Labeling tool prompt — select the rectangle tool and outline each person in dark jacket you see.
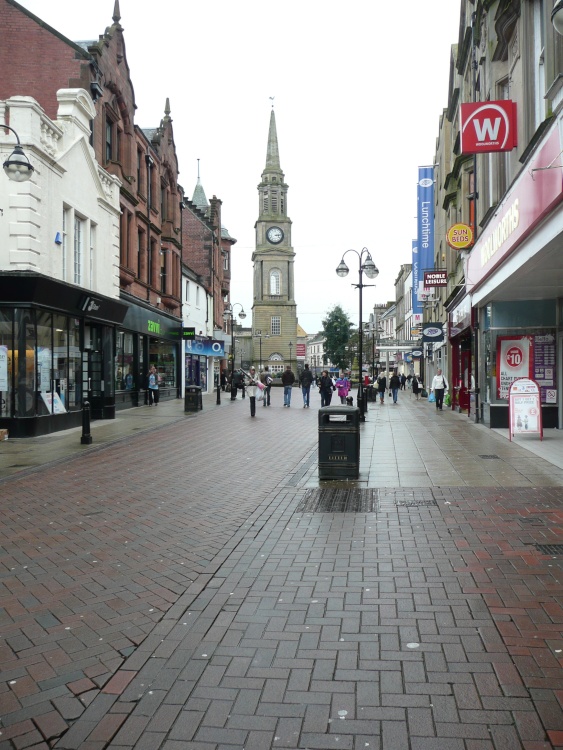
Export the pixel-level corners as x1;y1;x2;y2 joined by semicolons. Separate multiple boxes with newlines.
389;373;401;404
299;364;314;408
281;365;295;407
319;370;334;407
412;375;421;400
377;373;387;404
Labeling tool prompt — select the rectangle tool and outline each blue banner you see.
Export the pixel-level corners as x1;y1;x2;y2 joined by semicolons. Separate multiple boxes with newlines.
412;239;422;323
417;166;435;282
186;339;225;357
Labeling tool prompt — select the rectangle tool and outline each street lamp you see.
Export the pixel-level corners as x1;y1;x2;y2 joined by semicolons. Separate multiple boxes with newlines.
1;124;34;182
553;0;563;34
288;341;293;371
336;248;379;421
223;303;246;400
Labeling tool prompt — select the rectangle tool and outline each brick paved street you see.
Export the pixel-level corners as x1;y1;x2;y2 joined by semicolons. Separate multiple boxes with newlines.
0;390;562;749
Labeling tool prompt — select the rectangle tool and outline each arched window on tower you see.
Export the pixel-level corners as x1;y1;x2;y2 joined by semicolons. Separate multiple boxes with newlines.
270;268;281;295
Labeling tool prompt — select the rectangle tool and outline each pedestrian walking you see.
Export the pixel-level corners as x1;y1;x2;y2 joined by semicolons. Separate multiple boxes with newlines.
430;368;449;410
260;365;273;407
220;369;228;391
319;370;334;407
389;372;401;404
281;364;295;407
335;374;350;405
400;373;407;390
377;372;387;404
412;374;421;400
244;366;263;417
299;363;314;408
147;365;159;406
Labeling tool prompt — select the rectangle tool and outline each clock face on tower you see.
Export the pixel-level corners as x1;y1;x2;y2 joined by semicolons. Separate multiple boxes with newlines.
266;226;284;244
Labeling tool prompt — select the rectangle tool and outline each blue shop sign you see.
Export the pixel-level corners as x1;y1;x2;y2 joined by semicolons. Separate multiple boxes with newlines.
186;339;225;357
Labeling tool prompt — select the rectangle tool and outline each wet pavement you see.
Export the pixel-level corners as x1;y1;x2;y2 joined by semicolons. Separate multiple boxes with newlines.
0;388;562;749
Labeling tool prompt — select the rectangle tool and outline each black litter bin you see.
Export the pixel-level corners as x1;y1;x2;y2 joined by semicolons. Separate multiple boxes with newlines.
185;385;203;412
366;385;377;402
318;405;360;480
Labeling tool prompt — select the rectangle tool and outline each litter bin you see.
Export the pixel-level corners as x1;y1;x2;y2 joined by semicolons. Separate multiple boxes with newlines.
318;405;360;480
185;385;203;412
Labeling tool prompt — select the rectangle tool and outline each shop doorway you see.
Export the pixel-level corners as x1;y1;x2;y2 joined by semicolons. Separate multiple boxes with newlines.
83;325;104;419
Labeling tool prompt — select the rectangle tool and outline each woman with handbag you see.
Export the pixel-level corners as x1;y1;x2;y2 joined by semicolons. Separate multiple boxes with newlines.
244;366;264;418
412;374;421;401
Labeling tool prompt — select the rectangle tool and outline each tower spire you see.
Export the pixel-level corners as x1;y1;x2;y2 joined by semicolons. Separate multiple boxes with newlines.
112;0;121;23
265;109;280;171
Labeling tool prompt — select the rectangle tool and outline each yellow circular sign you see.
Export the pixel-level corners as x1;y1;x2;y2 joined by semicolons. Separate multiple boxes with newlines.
446;223;474;250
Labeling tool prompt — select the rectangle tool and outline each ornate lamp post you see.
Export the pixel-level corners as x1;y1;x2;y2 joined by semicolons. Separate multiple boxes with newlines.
2;124;34;182
288;341;293;371
336;248;379;422
223;303;246;400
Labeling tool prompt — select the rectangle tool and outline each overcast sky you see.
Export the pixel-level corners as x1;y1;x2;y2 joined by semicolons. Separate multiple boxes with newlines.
18;0;461;334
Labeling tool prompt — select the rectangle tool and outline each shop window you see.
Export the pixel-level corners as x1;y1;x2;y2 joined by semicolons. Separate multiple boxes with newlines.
68;318;81;409
149;340;176;388
115;331;135;391
15;309;37;417
0;309;12;418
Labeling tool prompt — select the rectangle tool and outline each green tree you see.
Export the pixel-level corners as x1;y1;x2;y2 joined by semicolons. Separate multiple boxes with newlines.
322;305;353;370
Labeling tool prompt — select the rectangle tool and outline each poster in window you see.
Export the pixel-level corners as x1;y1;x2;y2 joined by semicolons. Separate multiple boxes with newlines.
496;336;533;400
0;346;8;390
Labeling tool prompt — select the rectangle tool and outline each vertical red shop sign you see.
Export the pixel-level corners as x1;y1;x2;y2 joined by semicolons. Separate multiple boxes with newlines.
496;336;534;399
508;378;543;441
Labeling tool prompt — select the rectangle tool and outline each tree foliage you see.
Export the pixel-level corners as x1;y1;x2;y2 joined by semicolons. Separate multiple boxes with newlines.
322;305;353;370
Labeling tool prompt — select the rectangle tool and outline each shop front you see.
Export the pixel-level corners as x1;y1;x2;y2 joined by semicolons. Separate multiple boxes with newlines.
115;302;181;410
0;272;127;437
448;295;474;417
466;114;562;429
184;337;225;393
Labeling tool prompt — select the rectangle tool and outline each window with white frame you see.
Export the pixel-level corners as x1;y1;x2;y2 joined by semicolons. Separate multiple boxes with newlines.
270;269;281;295
62;207;69;282
271;316;281;335
74;215;84;285
89;224;96;288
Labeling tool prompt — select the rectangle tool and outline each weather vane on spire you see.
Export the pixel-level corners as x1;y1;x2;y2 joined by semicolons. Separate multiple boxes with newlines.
269;96;275;108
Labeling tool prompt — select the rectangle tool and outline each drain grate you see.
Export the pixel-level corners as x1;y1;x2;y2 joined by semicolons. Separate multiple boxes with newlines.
533;544;563;555
395;498;438;508
478;454;500;460
296;488;378;513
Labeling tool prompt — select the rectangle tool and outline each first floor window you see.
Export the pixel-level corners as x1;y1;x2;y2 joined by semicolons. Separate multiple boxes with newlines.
271;316;281;336
74;216;83;285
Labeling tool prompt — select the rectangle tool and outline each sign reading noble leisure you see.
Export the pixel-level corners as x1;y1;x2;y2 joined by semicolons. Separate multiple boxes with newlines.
460;100;517;154
424;270;447;287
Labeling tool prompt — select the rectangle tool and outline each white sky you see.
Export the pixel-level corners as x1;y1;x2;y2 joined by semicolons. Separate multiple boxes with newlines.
18;0;461;334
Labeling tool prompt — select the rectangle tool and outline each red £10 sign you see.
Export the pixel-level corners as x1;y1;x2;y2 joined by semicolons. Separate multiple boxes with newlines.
505;346;523;368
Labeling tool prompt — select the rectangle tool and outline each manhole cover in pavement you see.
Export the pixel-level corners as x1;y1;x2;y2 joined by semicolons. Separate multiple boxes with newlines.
478;454;500;459
296;488;378;513
533;544;563;554
395;498;438;507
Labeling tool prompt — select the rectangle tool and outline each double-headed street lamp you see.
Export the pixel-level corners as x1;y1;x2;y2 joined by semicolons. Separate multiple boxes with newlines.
336;248;379;422
2;124;34;182
223;303;246;400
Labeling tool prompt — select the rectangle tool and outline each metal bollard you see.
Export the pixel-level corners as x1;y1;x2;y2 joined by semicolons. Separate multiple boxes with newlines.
81;400;93;445
216;381;221;405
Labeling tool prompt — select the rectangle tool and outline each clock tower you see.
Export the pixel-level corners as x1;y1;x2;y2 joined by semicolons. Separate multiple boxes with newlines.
252;109;298;373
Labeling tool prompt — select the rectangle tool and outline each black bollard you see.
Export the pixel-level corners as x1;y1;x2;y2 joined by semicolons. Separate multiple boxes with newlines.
216;381;221;405
81;400;93;444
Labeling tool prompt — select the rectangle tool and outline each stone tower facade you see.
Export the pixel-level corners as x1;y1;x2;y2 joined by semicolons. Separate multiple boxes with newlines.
252;110;298;374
